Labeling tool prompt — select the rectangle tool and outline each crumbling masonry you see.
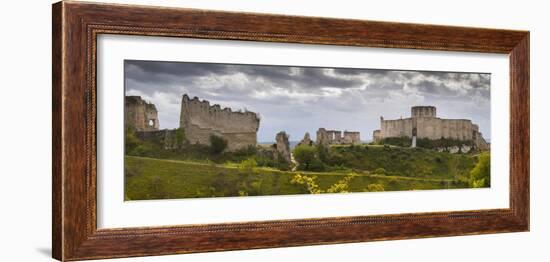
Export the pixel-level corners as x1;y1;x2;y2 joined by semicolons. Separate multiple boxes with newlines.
316;128;361;145
125;96;160;131
179;94;260;152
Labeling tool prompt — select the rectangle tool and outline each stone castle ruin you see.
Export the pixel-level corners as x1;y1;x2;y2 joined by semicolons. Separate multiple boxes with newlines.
126;95;260;152
179;94;260;152
372;106;489;150
297;132;314;147
275;131;291;163
126;96;489;155
125;96;179;150
316;128;361;145
125;96;160;131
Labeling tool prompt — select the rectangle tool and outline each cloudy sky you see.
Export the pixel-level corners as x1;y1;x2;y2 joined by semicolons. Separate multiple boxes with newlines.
125;60;491;142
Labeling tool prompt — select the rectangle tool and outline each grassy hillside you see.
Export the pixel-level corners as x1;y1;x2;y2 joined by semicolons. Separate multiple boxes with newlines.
326;145;476;180
125;155;469;200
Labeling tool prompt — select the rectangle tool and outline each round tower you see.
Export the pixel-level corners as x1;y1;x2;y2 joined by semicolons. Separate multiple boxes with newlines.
411;106;436;118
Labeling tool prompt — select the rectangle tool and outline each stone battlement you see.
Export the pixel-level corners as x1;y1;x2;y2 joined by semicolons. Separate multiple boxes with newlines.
411;105;436;118
180;94;260;151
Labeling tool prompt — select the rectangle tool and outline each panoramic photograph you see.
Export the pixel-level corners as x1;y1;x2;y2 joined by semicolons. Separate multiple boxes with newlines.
123;60;491;201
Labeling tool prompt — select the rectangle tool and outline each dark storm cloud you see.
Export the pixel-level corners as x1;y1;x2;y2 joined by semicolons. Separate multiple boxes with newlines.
125;60;362;92
124;60;491;141
126;60;231;79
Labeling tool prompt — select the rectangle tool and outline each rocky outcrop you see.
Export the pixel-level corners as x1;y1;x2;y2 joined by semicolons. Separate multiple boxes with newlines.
276;131;291;163
297;132;314;147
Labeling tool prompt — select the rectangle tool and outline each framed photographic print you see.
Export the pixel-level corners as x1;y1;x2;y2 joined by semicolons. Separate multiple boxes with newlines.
52;1;529;261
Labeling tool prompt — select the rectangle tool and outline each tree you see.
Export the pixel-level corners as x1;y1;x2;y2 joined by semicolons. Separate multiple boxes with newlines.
470;152;490;188
209;135;227;154
316;143;330;163
293;145;319;170
124;127;140;152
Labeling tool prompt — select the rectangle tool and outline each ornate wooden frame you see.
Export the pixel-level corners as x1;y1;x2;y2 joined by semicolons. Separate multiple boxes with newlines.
52;1;529;261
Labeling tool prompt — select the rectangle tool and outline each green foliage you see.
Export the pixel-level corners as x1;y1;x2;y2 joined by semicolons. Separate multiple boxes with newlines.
316;144;330;163
469;152;490;188
124;156;472;200
209;135;227;154
324;145;475;180
417;137;473;149
364;183;385;192
378;136;474;150
290;173;322;194
125;127;141;153
124;129;484;200
175;128;186;148
239;157;257;173
233;145;258;157
293;145;325;171
293;145;316;168
326;173;356;193
378;137;411;147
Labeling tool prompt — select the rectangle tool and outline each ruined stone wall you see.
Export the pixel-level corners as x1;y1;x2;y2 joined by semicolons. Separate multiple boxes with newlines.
373;130;382;143
414;118;472;140
343;131;361;144
317;128;361;145
380;118;413;138
135;129;179;150
179;95;260;151
316;128;329;145
380;117;475;140
125;96;160;131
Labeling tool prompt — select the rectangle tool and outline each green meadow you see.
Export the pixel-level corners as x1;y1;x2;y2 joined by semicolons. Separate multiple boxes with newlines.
124;128;490;200
124;147;486;200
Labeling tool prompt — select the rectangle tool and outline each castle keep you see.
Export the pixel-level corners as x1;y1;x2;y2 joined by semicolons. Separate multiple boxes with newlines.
179;94;260;151
372;106;489;150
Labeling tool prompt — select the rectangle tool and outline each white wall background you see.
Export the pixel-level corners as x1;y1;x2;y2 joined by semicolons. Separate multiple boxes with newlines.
0;0;546;261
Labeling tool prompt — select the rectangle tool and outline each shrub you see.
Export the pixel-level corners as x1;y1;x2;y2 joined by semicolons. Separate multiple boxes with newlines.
365;183;385;192
290;173;322;194
293;145;321;171
316;144;330;163
175;128;186;148
326;173;356;193
380;137;411;147
470;152;490;188
234;145;257;157
209;135;227;154
125;127;141;152
373;168;386;175
239;157;257;173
